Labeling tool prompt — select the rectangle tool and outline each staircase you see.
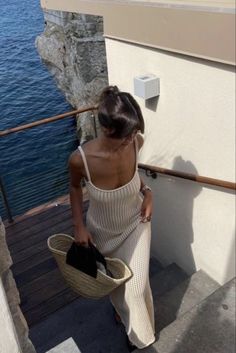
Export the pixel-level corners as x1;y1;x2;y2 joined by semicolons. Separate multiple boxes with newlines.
138;277;235;353
29;258;235;353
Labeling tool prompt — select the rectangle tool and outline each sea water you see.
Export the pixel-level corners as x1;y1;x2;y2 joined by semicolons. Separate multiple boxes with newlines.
0;0;77;219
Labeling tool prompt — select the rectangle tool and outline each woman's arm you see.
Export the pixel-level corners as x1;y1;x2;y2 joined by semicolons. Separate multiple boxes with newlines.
68;151;93;246
136;134;153;222
140;178;153;222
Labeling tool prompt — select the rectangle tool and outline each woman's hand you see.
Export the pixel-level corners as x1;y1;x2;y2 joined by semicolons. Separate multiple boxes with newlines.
74;225;94;247
140;191;153;223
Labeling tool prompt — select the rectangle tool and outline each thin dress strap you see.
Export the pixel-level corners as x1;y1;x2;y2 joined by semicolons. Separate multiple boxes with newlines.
78;146;92;182
134;137;139;170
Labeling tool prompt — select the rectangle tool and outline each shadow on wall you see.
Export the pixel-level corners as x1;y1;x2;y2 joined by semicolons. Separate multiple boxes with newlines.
145;96;159;112
171;156;202;274
145;156;203;340
153;155;202;275
223;232;236;285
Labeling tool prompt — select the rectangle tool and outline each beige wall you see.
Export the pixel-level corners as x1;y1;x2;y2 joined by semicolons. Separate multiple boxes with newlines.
105;38;235;285
0;280;22;353
41;0;236;65
0;219;36;353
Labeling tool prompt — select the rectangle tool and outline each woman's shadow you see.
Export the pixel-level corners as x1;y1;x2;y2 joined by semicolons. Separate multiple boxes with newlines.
153;156;202;335
169;155;202;272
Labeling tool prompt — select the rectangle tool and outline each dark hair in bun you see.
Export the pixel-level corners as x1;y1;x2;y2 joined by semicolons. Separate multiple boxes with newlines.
98;85;144;139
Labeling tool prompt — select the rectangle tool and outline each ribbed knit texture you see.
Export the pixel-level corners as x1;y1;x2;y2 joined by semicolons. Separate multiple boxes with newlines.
78;140;155;348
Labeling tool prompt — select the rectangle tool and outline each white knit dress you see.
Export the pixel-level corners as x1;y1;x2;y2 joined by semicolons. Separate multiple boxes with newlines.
78;141;155;349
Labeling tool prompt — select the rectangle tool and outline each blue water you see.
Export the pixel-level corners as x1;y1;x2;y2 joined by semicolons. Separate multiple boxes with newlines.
0;0;78;219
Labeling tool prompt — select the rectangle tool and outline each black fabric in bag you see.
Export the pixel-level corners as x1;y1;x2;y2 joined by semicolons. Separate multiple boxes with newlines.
66;242;107;278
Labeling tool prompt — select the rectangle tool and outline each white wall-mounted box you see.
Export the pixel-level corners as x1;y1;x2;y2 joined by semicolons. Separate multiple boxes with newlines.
134;74;160;99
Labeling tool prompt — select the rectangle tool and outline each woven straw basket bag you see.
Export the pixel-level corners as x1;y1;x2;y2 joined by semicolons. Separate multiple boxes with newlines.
47;234;133;299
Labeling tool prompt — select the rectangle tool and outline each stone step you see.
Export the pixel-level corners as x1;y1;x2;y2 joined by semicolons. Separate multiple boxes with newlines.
150;263;189;299
149;257;163;278
154;269;220;334
45;338;81;353
137;278;235;353
31;296;131;353
30;257;162;353
31;261;186;353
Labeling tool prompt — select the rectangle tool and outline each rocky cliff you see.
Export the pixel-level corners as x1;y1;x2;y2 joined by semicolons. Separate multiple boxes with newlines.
36;10;108;143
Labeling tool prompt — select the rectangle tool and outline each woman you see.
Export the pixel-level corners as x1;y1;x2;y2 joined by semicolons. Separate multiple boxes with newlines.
69;86;155;349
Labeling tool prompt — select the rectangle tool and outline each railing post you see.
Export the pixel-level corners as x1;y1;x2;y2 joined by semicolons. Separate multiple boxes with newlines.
91;110;98;137
0;178;14;223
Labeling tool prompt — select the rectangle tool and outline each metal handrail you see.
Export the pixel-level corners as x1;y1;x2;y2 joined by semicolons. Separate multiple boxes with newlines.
0;107;98;222
0;178;13;223
1;106;235;224
139;163;236;191
0;106;97;137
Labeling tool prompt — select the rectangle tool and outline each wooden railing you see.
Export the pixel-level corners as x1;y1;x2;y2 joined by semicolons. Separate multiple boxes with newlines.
139;164;236;191
1;106;235;191
0;106;97;222
0;107;235;222
0;106;97;137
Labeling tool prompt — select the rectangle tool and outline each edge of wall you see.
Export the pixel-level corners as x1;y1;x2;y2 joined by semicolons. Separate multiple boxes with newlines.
0;218;36;353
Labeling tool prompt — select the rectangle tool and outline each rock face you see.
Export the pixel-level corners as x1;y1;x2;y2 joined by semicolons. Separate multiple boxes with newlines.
35;10;108;144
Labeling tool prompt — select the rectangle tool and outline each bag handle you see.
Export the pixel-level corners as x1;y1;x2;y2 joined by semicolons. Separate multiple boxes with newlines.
90;243;107;269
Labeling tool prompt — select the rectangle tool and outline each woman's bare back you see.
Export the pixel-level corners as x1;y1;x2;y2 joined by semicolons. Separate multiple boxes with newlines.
76;136;140;190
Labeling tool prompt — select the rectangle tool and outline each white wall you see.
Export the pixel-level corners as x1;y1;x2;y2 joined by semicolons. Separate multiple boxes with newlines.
105;38;235;285
0;280;22;353
0;218;22;353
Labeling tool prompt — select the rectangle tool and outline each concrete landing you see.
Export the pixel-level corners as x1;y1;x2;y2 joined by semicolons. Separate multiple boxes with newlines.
137;278;235;353
154;269;220;333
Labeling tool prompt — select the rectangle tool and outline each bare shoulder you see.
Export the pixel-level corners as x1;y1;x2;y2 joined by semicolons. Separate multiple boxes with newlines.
80;138;98;155
68;149;85;185
68;149;83;170
68;138;98;175
136;134;144;150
